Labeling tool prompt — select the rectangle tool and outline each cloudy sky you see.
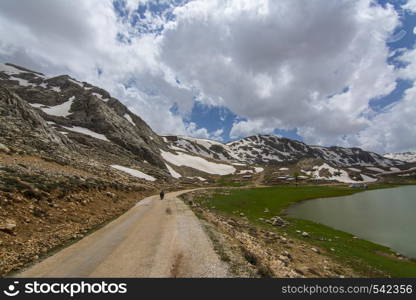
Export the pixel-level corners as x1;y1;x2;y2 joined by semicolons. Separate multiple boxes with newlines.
0;0;415;154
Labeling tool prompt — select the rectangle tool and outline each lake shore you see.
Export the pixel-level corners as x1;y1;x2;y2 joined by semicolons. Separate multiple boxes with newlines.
286;185;416;258
184;184;416;277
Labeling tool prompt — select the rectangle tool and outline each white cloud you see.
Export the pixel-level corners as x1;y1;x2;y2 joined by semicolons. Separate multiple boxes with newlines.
230;119;275;139
0;0;414;154
339;46;416;153
344;84;416;153
402;0;416;13
160;0;408;151
182;122;225;141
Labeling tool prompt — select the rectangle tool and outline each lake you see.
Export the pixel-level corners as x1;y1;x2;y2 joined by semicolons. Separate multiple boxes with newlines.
285;185;416;258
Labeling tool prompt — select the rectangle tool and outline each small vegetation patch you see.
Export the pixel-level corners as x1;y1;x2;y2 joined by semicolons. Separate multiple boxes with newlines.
216;175;247;187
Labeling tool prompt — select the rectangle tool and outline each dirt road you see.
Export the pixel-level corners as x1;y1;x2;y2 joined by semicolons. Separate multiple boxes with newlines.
16;190;230;278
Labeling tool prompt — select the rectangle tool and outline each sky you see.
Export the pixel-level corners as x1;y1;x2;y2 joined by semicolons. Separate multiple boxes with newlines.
0;0;415;154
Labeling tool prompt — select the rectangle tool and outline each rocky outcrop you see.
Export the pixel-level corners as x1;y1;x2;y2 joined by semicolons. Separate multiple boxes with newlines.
0;87;72;155
0;63;170;178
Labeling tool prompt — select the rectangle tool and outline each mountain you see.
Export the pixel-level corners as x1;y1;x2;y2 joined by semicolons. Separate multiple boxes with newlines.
1;62;414;276
164;134;403;167
0;63;173;181
384;152;416;163
0;62;406;183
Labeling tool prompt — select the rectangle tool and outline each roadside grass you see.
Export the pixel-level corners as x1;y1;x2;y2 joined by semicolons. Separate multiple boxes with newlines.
193;184;416;277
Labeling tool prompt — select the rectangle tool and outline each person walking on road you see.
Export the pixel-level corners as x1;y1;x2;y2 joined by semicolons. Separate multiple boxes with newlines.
160;190;165;200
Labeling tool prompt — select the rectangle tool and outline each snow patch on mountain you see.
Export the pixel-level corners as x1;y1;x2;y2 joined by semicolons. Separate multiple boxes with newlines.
49;86;61;93
254;167;264;173
160;150;236;175
62;125;109;142
10;77;35;87
308;163;376;183
92;92;109;102
111;165;156;181
237;170;253;174
165;163;181;178
29;103;46;108
166;135;400;168
0;63;24;75
124;114;135;126
40;96;75;117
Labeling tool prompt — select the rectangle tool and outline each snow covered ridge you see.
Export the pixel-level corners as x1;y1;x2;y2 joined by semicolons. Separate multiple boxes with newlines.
0;63;113;99
164;134;403;167
110;165;156;181
160;150;236;175
0;63;45;77
384;152;416;163
0;63;62;91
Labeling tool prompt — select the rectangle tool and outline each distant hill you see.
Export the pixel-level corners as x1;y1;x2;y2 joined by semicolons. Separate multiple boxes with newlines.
384;152;416;163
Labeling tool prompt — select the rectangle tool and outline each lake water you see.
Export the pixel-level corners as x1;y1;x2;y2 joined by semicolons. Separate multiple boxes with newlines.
285;186;416;258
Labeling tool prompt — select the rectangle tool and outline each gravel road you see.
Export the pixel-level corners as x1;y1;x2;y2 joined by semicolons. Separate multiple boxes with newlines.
16;190;230;278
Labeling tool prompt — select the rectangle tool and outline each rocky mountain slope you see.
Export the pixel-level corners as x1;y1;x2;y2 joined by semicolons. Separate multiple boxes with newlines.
1;62;412;187
0;63;175;181
1;62;407;180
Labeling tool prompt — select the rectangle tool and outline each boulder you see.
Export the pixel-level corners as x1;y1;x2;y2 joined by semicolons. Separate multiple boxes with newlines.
301;231;310;238
0;143;10;153
311;247;320;254
0;219;16;233
271;216;288;227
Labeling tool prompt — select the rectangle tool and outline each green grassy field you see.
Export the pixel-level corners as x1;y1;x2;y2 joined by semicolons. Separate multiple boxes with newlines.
194;184;416;277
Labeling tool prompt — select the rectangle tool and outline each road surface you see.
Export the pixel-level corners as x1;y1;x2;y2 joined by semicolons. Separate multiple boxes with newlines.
16;190;230;278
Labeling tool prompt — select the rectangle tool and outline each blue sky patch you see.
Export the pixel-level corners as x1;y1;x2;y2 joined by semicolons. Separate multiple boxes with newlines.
187;101;237;141
369;79;413;112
